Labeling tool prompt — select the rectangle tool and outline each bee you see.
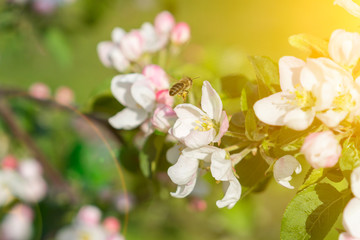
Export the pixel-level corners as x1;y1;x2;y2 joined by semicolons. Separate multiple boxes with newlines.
169;76;197;101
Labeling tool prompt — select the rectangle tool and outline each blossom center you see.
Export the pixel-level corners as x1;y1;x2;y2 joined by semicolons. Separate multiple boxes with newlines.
291;89;316;110
333;92;355;111
194;115;215;132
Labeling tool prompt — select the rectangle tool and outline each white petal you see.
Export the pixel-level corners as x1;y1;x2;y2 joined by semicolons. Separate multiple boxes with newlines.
108;108;147;130
97;41;114;68
313;82;336;111
329;29;360;67
110;48;130;72
273;155;302;189
213;111;229;142
166;144;182;164
316;110;348;128
170;119;194;140
334;0;360;18
283;108;315;131
181;146;219;162
174;104;205;121
111;27;126;44
201;81;223;122
253;92;295;126
130;80;156;112
343;198;360;238
279;56;305;91
183;128;216;149
351;167;360;199
216;177;241;209
210;149;231;181
111;74;146;108
170;176;197;198
167;154;199;186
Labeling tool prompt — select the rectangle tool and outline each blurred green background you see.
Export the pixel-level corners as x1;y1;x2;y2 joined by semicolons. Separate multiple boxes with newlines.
0;0;358;239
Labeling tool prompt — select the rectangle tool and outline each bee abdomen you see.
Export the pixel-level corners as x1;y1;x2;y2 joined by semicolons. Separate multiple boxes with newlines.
169;83;184;96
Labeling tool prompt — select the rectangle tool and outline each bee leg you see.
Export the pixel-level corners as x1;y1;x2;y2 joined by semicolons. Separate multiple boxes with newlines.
181;90;189;102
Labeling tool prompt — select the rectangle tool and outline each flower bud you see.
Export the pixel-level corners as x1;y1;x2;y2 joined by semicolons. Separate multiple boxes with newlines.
143;64;169;90
155;11;175;34
32;0;57;15
111;27;126;45
29;82;50;100
329;29;360;67
189;197;207;212
301;131;341;169
2;155;18;170
171;22;190;45
1;204;33;240
120;30;144;61
77;205;102;226
103;217;121;233
343;198;360;238
55;86;74;105
110;48;130;72
151;104;176;132
18;159;42;179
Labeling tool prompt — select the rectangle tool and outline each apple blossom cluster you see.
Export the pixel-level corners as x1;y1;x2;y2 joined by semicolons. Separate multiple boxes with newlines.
166;81;242;209
7;0;76;15
55;205;124;240
0;155;47;206
108;66;176;133
97;11;190;73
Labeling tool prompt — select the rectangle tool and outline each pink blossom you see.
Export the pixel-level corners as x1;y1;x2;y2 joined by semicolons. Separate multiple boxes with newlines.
151;104;177;132
29;82;50;100
155;11;175;34
55;86;74;105
142;64;169;90
120;30;144;61
103;217;120;234
171;22;190;45
155;89;173;106
77;205;102;226
1;155;18;170
301;131;341;169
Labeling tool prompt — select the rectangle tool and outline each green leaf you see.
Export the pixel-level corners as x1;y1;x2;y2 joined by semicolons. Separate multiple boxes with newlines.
288;34;329;58
281;183;351;240
88;92;124;116
339;138;360;172
139;133;166;178
249;56;279;95
298;168;324;192
245;109;265;141
240;88;248;111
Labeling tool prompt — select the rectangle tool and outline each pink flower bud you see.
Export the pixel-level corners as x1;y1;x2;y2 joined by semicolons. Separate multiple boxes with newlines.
155;89;173;106
343;198;360;238
29;82;50;100
1;204;34;240
103;217;121;233
300;131;341;169
155;11;175;33
120;30;144;61
2;155;18;170
151;104;176;132
142;64;169;90
171;22;190;45
55;86;74;105
77;205;102;226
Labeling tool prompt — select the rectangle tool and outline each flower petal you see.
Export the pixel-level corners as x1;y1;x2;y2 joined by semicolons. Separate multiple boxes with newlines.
174;104;205;121
343;198;360;238
166;144;182;164
279;56;305;91
183;128;216;149
334;0;360;18
201;81;223;122
216;178;241;209
329;29;360;67
316;109;348;128
108;108;147;130
97;41;114;68
351;167;360;199
170;176;197;198
111;74;146;108
130;80;156;112
111;27;126;44
253;92;295;126
214;111;229;143
168;154;199;186
283;108;315;131
273;155;302;189
210;149;231;181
